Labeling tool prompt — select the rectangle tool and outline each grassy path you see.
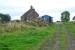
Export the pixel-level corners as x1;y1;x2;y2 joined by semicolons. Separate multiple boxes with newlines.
39;23;61;50
38;22;75;50
51;23;61;50
62;23;75;50
65;31;75;50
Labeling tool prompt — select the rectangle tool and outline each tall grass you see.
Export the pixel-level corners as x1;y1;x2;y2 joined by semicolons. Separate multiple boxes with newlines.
0;22;55;50
0;22;32;33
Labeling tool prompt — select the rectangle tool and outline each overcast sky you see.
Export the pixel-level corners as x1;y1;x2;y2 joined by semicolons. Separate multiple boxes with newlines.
0;0;75;21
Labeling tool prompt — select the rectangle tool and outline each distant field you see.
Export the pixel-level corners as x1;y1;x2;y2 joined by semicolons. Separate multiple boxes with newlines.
0;23;55;50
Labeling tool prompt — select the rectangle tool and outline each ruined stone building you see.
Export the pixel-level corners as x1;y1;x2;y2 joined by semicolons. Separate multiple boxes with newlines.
21;6;39;22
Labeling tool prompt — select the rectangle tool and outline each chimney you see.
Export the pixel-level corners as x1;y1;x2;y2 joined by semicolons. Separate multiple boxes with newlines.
30;5;34;9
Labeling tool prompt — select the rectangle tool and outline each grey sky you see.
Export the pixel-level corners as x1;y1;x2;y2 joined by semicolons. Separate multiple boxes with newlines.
0;0;75;21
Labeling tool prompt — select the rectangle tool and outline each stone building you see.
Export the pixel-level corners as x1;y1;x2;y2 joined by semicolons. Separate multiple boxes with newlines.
21;6;39;22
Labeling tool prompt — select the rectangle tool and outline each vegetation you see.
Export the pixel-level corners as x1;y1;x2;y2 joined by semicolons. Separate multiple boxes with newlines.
55;23;66;50
24;18;50;27
60;32;66;50
73;16;75;21
0;22;55;50
61;11;70;22
59;24;66;50
63;22;75;38
0;13;11;23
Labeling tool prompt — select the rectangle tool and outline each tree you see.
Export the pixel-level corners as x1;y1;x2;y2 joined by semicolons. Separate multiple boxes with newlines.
0;13;11;23
73;16;75;21
61;11;70;22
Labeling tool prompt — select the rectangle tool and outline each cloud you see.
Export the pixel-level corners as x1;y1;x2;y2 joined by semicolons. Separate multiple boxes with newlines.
0;0;75;21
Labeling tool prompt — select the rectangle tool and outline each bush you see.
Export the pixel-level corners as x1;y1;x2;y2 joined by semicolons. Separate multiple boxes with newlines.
0;13;11;23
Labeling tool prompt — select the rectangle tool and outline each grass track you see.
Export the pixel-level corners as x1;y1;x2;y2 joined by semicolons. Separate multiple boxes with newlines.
63;22;75;38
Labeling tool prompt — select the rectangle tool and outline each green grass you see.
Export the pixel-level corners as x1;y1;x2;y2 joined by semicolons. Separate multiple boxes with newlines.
0;24;55;50
59;22;75;50
56;23;66;50
59;25;65;50
63;22;75;38
60;32;66;50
